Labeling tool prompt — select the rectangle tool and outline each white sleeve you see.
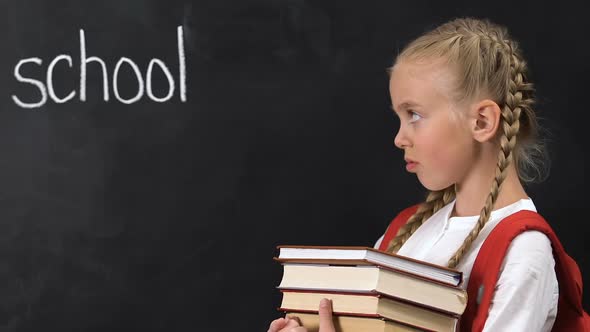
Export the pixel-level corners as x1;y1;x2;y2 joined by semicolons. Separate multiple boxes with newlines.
482;231;559;332
374;234;384;249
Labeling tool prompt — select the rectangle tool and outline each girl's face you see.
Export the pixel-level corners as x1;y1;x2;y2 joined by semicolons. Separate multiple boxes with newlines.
389;59;477;191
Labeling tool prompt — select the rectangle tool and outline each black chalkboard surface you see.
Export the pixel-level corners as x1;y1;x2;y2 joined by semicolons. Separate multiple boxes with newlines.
1;0;588;331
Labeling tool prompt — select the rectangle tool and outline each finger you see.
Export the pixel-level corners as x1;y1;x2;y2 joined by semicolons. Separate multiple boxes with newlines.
286;315;302;326
277;318;301;332
268;317;290;332
318;298;335;332
283;317;301;331
286;327;307;332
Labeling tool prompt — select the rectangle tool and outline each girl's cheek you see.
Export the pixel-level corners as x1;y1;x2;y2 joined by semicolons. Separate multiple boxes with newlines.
431;146;456;169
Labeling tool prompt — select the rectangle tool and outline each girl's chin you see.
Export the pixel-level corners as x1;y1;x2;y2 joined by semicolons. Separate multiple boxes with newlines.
417;176;453;192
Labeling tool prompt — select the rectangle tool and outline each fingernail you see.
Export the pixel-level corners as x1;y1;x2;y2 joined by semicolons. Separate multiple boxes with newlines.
320;298;331;307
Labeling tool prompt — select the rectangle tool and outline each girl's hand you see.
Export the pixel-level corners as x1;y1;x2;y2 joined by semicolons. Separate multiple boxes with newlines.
267;298;335;332
267;317;301;332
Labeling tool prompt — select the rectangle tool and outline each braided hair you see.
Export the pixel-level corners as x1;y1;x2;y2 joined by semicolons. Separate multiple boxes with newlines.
385;18;548;268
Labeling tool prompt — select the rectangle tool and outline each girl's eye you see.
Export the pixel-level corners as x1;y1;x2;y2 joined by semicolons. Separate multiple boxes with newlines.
408;111;422;123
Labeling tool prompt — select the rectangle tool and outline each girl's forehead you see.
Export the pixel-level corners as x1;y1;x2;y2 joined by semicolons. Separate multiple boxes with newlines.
389;61;456;105
391;59;454;83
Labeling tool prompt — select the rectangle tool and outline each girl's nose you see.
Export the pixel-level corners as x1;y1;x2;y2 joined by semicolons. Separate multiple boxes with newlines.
394;128;410;149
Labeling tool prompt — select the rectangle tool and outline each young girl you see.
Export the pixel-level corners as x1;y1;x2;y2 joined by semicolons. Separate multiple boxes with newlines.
269;17;560;332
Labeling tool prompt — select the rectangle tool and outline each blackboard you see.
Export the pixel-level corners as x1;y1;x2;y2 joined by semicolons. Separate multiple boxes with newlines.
1;0;588;330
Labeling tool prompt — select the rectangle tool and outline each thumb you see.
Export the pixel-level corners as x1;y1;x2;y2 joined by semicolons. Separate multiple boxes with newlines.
282;318;302;330
318;298;335;332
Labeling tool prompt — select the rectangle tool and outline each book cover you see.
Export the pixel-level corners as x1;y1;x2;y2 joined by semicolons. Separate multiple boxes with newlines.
275;245;463;286
279;289;459;331
279;289;462;317
285;311;440;332
277;264;467;315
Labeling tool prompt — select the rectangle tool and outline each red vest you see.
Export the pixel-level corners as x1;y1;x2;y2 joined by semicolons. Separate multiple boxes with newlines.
378;205;590;331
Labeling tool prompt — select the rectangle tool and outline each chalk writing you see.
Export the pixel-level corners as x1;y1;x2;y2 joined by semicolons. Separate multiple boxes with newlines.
12;26;187;109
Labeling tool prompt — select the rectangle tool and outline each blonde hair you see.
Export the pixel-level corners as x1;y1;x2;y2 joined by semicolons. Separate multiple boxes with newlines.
384;17;549;268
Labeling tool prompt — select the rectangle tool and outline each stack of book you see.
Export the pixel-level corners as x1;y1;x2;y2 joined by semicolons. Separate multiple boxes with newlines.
273;245;467;332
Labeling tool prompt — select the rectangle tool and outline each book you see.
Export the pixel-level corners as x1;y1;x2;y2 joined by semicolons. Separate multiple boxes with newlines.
275;245;462;286
285;311;429;332
277;264;467;315
279;289;459;331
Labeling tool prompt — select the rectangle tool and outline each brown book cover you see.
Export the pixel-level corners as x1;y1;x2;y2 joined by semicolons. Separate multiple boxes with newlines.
275;259;461;290
279;289;461;317
274;245;463;287
278;289;459;331
284;311;440;332
276;264;467;315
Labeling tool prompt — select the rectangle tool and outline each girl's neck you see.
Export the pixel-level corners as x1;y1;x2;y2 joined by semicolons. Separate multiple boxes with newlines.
451;163;528;218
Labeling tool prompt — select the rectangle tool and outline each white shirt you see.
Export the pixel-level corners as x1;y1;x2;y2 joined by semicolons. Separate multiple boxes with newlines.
374;198;559;332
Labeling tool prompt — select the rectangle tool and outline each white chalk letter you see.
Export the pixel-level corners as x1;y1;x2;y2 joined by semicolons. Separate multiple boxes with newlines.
113;57;144;104
177;25;187;102
12;58;48;109
47;55;76;103
80;29;109;102
146;58;175;102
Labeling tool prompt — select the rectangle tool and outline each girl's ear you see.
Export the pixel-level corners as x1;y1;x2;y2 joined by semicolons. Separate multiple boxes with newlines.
471;99;501;142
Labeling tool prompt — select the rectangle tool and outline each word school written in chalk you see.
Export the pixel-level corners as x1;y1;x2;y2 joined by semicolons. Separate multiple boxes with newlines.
12;26;187;109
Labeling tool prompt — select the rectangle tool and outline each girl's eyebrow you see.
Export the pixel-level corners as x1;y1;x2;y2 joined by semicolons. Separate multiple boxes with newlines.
391;101;421;112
